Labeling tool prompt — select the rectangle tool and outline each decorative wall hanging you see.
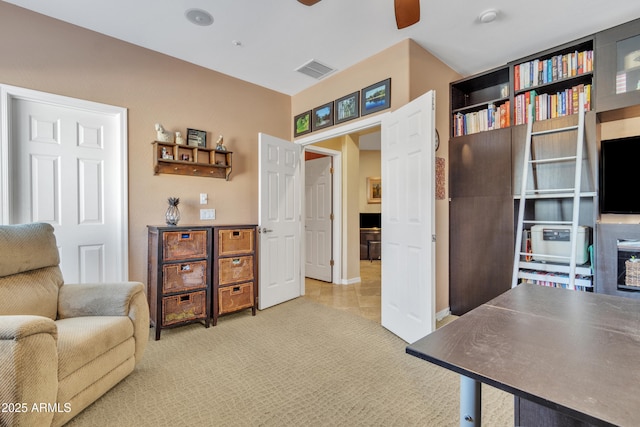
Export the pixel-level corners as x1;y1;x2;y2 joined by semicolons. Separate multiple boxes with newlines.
361;78;391;116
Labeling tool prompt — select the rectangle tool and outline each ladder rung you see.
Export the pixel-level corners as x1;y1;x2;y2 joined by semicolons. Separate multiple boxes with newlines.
524;188;576;195
518;252;571;260
522;220;573;225
529;156;577;164
531;125;579;136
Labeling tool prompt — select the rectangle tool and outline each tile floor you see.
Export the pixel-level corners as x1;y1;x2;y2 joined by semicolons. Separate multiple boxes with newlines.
304;260;456;328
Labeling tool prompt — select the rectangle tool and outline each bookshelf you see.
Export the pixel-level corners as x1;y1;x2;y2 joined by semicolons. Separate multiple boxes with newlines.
450;66;510;137
512;38;594;125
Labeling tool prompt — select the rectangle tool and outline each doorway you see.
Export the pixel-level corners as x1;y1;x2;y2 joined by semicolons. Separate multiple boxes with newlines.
303;128;382;322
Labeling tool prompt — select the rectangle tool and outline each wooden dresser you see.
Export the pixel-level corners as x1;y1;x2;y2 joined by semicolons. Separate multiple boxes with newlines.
147;224;258;338
147;225;212;340
212;225;258;326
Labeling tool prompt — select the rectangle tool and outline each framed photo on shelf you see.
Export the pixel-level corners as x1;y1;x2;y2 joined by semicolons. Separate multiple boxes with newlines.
367;177;382;204
361;78;391;116
294;111;312;137
187;128;207;148
335;91;359;124
312;102;334;131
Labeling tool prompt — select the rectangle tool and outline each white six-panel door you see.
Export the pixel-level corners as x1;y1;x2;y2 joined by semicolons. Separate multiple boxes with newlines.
304;156;332;282
381;91;436;344
6;90;127;283
258;133;302;309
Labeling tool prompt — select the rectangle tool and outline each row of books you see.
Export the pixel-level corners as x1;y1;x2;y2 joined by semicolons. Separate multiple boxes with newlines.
519;269;593;291
514;50;593;92
452;101;510;136
513;84;592;125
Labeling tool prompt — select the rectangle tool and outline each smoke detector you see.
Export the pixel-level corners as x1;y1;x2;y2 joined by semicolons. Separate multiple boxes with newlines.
185;9;214;26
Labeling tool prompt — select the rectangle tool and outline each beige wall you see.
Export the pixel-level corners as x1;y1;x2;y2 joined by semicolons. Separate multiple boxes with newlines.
0;3;290;284
293;39;460;312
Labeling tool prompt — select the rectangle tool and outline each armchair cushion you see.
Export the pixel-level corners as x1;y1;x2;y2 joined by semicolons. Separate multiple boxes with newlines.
56;316;133;380
0;223;63;320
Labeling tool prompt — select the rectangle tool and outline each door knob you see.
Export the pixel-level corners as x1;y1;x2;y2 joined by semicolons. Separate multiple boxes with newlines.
259;227;273;234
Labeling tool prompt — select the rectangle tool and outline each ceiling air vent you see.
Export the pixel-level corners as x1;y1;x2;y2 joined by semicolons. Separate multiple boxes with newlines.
295;59;335;79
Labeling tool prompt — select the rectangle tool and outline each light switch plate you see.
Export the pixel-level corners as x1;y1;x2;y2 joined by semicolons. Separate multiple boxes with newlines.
200;209;215;220
199;193;208;205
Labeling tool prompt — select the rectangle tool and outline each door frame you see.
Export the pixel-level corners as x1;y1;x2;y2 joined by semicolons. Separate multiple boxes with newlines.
303;145;341;284
0;84;129;278
296;113;388;285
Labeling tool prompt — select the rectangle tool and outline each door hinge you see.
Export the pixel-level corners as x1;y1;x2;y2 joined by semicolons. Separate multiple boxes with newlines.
330;167;334;174
330;213;334;221
330;260;334;266
432;234;437;242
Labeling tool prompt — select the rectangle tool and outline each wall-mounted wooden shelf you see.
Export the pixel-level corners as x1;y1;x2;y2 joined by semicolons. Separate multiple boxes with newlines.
152;141;232;180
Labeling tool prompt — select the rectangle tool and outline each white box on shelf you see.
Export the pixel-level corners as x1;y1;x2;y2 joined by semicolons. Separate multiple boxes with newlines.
531;225;589;264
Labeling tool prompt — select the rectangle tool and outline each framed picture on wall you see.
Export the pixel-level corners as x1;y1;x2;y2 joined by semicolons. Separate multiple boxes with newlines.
367;177;381;204
294;111;312;137
335;91;360;124
361;78;391;116
312;102;334;131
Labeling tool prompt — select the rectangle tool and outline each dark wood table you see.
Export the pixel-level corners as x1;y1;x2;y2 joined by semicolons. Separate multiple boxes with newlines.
406;284;640;426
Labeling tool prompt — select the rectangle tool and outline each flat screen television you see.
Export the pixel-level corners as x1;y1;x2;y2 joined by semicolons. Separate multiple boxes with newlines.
360;213;381;229
600;135;640;214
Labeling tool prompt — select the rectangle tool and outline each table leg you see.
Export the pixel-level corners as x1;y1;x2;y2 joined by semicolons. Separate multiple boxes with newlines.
460;375;481;426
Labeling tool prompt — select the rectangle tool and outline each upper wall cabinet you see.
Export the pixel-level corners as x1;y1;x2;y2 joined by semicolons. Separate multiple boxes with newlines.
596;18;640;113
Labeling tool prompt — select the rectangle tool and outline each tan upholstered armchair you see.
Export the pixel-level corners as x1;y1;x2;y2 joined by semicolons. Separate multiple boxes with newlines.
0;223;149;427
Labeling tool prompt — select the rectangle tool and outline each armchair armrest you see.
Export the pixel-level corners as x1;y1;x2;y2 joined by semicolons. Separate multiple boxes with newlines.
58;282;149;363
0;315;58;427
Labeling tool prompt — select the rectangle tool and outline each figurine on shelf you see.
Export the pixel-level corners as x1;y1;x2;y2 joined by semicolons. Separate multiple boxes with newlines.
175;131;185;145
215;135;226;151
155;123;174;143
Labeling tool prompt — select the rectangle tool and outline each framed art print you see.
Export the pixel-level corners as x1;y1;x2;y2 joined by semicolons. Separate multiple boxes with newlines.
294;111;312;137
361;78;391;116
312;102;334;131
335;91;360;124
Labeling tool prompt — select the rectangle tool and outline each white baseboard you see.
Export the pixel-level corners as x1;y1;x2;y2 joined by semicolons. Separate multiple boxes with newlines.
436;307;451;321
338;277;361;285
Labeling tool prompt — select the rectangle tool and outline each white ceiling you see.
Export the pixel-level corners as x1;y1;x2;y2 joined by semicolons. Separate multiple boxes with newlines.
6;0;640;96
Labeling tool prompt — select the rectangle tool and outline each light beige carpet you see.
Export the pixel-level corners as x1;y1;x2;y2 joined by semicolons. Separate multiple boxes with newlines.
66;298;512;426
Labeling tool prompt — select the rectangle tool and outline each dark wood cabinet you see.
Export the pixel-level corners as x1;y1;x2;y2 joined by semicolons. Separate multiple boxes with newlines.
212;225;258;325
596;17;640;113
449;196;514;315
147;225;212;340
449;127;512;198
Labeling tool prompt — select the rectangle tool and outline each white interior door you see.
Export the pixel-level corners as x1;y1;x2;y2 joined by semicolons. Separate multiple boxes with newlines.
258;133;302;309
381;91;436;344
305;156;332;282
3;87;127;283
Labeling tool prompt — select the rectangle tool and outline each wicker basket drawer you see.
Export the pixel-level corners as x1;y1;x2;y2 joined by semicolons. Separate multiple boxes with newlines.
162;261;207;293
219;282;254;314
219;255;254;285
162;291;206;326
163;230;208;261
218;228;254;256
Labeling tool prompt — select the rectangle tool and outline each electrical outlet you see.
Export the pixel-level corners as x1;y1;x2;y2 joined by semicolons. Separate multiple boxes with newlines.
200;209;215;220
199;193;208;205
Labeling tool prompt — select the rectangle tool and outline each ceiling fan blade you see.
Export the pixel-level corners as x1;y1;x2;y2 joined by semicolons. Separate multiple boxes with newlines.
298;0;321;5
394;0;420;29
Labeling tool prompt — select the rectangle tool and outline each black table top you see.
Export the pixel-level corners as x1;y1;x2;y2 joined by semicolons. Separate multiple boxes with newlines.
406;284;640;426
